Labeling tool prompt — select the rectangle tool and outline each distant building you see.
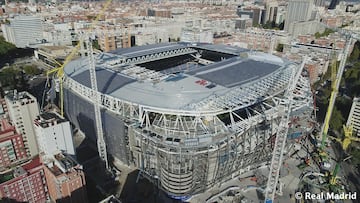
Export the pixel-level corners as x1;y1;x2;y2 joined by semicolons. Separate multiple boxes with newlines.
181;27;213;43
347;97;360;137
147;8;171;18
328;0;340;9
42;153;87;203
5;91;40;157
237;6;265;26
314;0;325;7
1;15;43;48
0;119;27;170
0;157;48;203
34;112;75;157
284;0;314;32
288;20;325;36
98;33;131;52
265;1;278;23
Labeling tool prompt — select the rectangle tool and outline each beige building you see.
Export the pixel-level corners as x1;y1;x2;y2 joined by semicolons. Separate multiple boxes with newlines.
5;91;40;157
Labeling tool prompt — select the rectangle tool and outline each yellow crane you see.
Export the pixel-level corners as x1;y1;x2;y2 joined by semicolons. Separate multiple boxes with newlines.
329;125;360;152
46;0;113;116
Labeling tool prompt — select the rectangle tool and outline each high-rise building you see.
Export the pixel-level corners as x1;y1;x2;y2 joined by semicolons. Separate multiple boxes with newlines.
42;153;87;203
265;1;279;23
0;119;27;170
34;112;75;157
284;0;314;32
1;15;43;48
314;0;325;7
328;0;340;9
5;91;40;157
0;157;48;203
347;97;360;136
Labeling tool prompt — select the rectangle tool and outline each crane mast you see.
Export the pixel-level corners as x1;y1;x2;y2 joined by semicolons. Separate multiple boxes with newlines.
320;35;354;149
264;58;307;202
86;36;109;170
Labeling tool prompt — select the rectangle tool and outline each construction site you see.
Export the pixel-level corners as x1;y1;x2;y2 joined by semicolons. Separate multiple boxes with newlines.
52;41;316;202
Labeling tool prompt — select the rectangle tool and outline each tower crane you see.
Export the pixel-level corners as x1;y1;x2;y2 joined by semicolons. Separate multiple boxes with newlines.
264;57;307;203
45;0;113;116
319;34;355;150
85;35;109;169
45;0;113;169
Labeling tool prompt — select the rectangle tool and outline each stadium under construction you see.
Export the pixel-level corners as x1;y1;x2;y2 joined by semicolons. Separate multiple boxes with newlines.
62;43;314;199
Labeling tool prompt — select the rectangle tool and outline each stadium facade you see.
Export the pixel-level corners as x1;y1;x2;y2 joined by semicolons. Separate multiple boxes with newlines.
62;43;314;198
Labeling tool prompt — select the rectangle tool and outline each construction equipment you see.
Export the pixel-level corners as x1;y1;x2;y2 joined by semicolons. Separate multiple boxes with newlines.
264;57;307;203
319;31;358;150
45;0;113;169
85;36;109;169
45;0;112;116
329;125;360;152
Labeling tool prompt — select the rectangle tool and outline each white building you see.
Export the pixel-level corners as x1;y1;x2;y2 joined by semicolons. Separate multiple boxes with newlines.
181;27;213;44
34;112;75;156
5;91;40;157
347;97;360;137
1;15;44;48
284;0;314;32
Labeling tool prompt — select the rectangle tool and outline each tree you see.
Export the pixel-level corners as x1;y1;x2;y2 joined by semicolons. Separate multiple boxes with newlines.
329;107;345;132
92;39;102;51
0;36;16;56
276;43;284;52
349;43;359;62
23;65;41;75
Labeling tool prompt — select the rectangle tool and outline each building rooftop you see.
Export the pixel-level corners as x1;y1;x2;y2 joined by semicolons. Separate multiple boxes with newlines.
45;153;81;176
5;91;36;102
34;112;67;128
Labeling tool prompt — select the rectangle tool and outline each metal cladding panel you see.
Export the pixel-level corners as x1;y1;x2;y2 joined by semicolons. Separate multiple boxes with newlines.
110;43;186;58
195;59;280;88
71;68;135;94
102;111;129;165
64;88;96;141
186;57;239;75
64;88;129;164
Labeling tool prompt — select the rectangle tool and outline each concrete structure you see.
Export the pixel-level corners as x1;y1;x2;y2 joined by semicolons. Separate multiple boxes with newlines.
181;28;213;43
0;157;48;203
34;46;73;68
284;0;314;32
1;15;43;48
5;91;40;158
237;6;265;26
0;119;27;170
42;153;87;203
34;112;75;157
62;43;313;199
147;8;171;18
288;20;325;36
265;1;278;23
347;97;360;137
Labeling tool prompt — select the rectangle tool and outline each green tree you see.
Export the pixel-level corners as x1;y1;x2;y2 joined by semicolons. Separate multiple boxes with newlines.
329;107;345;131
276;43;284;52
0;36;16;55
23;65;41;75
349;44;359;62
92;39;102;51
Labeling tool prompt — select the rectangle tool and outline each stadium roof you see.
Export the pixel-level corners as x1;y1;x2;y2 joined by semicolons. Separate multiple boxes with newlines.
64;43;293;110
